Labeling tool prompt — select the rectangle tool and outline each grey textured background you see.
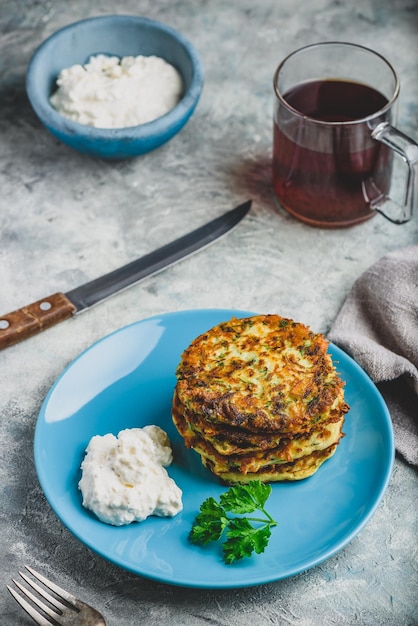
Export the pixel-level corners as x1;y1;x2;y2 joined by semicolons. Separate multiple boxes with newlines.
1;0;417;624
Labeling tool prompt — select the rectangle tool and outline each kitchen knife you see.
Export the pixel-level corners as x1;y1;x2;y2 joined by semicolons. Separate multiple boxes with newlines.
0;199;251;350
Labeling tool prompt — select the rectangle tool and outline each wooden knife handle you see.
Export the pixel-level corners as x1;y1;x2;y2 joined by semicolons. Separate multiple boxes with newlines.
0;292;77;350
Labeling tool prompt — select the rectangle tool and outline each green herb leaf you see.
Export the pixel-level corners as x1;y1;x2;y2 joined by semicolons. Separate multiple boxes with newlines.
189;497;228;545
245;480;273;510
220;485;258;514
223;518;272;564
189;480;277;564
220;480;272;513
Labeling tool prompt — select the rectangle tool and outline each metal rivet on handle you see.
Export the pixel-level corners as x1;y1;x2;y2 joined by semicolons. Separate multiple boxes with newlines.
0;319;10;330
39;301;52;311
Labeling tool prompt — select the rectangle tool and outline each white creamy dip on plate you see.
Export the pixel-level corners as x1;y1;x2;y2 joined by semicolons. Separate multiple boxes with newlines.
78;425;183;526
50;54;183;129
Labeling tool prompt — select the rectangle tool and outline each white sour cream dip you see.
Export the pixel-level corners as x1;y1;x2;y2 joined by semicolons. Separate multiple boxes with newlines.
78;425;183;526
50;54;183;128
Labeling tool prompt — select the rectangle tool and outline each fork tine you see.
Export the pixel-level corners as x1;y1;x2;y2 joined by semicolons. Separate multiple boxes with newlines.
25;565;78;606
18;571;70;613
9;566;106;626
7;584;52;626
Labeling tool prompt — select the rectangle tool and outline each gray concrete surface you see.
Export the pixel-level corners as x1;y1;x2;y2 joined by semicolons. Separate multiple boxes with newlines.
1;0;417;624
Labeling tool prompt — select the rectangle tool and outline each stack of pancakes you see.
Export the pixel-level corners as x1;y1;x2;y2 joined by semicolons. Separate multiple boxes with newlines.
172;314;349;483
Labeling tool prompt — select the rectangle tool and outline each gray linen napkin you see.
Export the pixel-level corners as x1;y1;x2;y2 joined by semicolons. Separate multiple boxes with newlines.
328;245;418;466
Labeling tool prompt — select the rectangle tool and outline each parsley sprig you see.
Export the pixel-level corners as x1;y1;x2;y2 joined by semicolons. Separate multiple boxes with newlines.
189;480;277;564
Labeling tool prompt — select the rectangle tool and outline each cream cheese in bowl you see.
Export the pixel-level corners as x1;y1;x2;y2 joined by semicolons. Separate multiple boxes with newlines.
50;54;183;129
78;425;183;526
26;14;204;158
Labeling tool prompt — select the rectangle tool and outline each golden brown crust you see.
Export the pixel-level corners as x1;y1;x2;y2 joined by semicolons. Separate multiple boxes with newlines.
173;387;346;455
175;315;347;434
202;445;339;483
172;314;349;483
173;396;344;472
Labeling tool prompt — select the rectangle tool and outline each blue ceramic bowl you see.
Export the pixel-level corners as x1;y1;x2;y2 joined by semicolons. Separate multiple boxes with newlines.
26;15;204;159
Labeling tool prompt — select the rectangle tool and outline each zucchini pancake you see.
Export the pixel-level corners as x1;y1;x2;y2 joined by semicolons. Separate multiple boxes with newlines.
172;314;349;483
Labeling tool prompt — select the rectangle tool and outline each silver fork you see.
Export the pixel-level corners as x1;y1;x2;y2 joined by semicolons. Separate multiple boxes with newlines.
7;565;106;625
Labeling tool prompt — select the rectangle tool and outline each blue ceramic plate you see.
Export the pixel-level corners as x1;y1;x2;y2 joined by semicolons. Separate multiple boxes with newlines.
34;309;394;588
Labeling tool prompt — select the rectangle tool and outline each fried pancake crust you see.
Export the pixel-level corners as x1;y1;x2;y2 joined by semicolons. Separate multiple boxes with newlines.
172;314;349;483
173;397;344;471
175;315;348;434
202;445;339;483
173;388;345;455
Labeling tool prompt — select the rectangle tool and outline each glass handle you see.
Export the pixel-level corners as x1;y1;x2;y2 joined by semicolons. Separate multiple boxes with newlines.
365;122;418;224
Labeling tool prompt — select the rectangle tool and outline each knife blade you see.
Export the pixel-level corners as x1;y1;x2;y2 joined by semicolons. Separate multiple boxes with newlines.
0;199;251;350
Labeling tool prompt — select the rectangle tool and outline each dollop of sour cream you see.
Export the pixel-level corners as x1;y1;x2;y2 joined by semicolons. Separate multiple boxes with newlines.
78;426;183;526
50;54;183;129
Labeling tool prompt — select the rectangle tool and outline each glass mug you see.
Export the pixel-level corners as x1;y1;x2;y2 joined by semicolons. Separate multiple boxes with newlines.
272;42;418;227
